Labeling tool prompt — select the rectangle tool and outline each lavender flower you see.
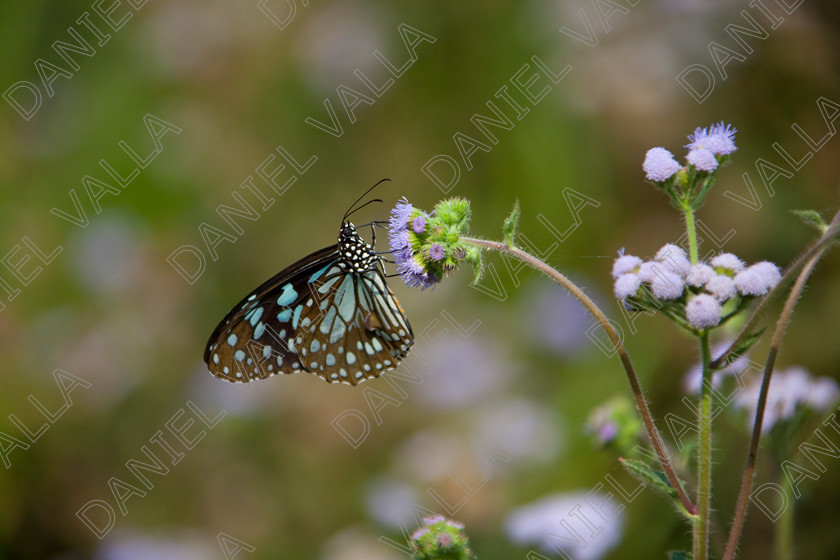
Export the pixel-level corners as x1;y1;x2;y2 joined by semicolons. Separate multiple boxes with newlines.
686;294;722;329
506;492;624;560
686;121;738;156
412;215;427;233
685;263;715;287
734;367;840;432
636;261;659;283
710;252;745;274
705;274;737;301
390;197;413;232
650;270;685;300
611;254;642;278
614;273;641;299
398;257;438;290
428;243;445;261
687;147;719;172
655;243;691;277
643;147;682;182
735;261;782;296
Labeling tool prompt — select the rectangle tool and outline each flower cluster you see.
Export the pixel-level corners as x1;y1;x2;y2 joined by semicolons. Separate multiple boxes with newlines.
410;515;475;560
388;197;481;289
644;122;737;182
733;366;840;433
612;244;781;331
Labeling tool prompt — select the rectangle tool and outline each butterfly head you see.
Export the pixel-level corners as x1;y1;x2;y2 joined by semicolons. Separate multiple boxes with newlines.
339;221;378;273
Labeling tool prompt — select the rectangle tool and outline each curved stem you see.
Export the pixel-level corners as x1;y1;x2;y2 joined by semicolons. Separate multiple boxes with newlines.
711;220;839;369
461;236;697;515
694;332;713;560
721;243;827;560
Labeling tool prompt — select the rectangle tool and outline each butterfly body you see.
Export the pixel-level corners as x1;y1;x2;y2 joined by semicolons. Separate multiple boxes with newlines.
204;222;413;386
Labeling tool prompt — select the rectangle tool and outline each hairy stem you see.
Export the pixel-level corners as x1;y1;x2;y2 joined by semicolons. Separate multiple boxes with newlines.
684;205;700;265
461;236;697;515
721;242;828;560
694;331;713;560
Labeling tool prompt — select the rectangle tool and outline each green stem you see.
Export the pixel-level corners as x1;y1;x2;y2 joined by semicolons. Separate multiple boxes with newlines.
694;331;713;560
461;236;697;516
683;204;700;265
776;475;794;560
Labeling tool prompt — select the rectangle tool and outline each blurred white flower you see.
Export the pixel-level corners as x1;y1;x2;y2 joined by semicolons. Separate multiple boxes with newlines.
95;529;216;560
365;476;421;529
734;367;840;432
505;491;624;560
68;215;143;296
471;399;564;469
525;283;591;356
683;340;752;394
417;336;513;409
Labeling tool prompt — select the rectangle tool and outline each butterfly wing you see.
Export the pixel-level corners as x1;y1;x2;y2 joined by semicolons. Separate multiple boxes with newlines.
204;245;339;383
296;267;414;385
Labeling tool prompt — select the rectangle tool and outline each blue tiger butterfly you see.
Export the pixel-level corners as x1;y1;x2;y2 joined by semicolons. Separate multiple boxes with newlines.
204;181;413;386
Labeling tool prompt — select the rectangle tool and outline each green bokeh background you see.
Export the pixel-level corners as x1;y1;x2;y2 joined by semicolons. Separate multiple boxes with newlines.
1;1;839;558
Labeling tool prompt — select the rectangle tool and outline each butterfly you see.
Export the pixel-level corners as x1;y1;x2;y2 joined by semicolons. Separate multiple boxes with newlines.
203;183;414;386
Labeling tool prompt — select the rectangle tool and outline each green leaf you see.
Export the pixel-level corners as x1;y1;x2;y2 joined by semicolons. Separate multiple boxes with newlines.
502;199;520;248
667;551;693;560
792;209;828;233
620;457;677;498
725;328;765;362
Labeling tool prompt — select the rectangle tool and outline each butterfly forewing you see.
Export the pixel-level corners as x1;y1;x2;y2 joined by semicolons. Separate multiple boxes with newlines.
204;223;413;385
204;246;337;382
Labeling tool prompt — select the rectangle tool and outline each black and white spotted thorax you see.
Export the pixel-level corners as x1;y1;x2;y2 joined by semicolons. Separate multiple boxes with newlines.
338;222;378;273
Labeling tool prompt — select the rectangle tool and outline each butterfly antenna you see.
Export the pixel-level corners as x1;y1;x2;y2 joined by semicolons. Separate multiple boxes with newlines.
343;178;391;222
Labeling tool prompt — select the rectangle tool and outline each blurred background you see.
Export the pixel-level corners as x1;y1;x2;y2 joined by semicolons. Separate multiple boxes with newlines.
1;1;839;558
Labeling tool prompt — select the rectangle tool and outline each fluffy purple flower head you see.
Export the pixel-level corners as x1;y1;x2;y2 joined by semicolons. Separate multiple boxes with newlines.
710;252;745;274
687;147;719;172
735;261;781;296
389;229;412;261
389;197;413;233
398;257;438;290
643;147;682;182
412;215;427;233
636;261;660;283
686;263;715;287
655;244;691;277
686;294;722;329
650;270;685;300
411;527;430;540
686;122;738;156
705;274;737;301
429;243;445;261
614;273;641;299
611;254;642;278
